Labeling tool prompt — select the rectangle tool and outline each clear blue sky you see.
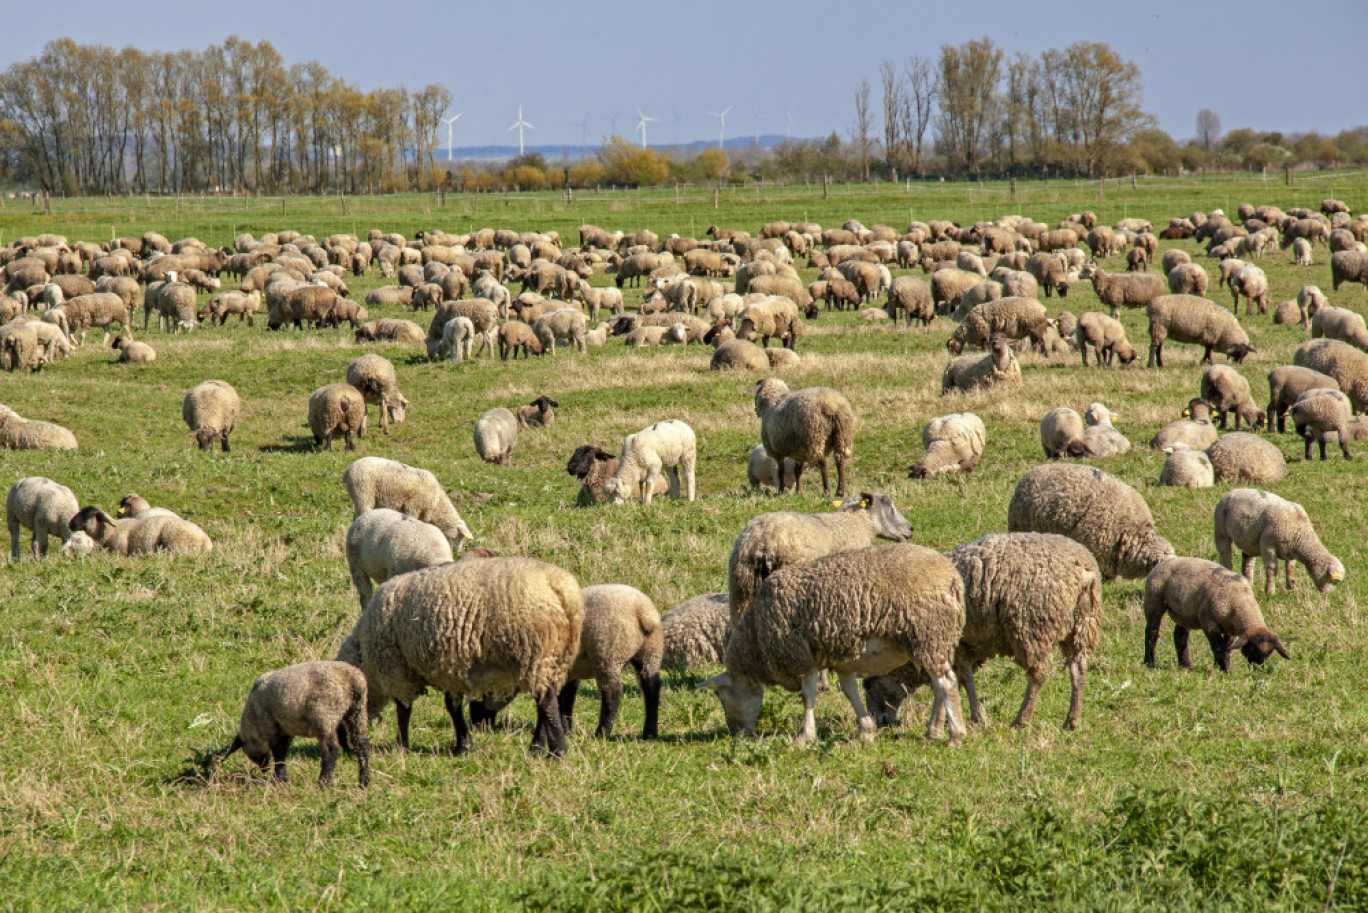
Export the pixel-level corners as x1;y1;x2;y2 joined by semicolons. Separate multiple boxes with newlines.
7;0;1365;149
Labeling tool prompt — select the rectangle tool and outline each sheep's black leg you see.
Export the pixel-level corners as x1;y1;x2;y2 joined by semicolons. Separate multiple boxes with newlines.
270;734;292;782
221;432;231;453
468;699;501;728
1206;631;1232;672
343;430;354;452
818;458;831;497
531;687;566;758
1143;616;1162;668
394;700;412;750
1340;435;1353;460
633;660;661;740
444;693;473;755
317;734;340;787
1173;626;1192;669
1318;439;1328;460
595;672;623;739
557;680;581;733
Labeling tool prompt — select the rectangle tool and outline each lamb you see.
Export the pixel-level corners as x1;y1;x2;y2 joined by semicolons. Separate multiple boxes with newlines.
1151;399;1220;450
558;584;663;740
710;339;770;372
1158;443;1214;487
1200;364;1265;430
338;557;581;756
1330;250;1368;293
1007;463;1174;580
577;281;624;321
67;505;213;556
533;308;588;355
1312;306;1368;352
1167;262;1209;297
910;412;986;478
516;396;558;428
727;493;913;623
473;407;519;466
1081;264;1166;317
1291;388;1354;460
345;508;454;609
1145;294;1254;368
434;315;476;362
112;336;156;363
6;477;78;559
746;444;797;489
942;333;1021;395
496;320;544;360
354;318;425;346
884;275;934;326
565;444;668;505
704;543;968;747
1297;285;1328;330
1229;264;1270;315
1040;407;1091;458
865;533;1101;731
308;384;368;451
1294;339;1368;413
1081;402;1130;457
1214;488;1345;595
1206;433;1287;483
604;419;696;505
426;298;497;360
1292;236;1313;266
341;457;471;551
346;354;409;433
751;378;853;497
1143;557;1288;672
0;404;78;450
1267;365;1340;432
219;662;370;787
182;380;241;452
1075;312;1138;366
661;593;730;670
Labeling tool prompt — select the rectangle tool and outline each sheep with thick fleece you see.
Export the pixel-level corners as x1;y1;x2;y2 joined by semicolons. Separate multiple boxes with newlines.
1215;488;1345;595
865;533;1101;731
1081;402;1130;457
747;444;797;489
1146;294;1254;368
337;557;582;756
112;336;155;364
1151;399;1219;450
1291;388;1354;460
1294;339;1368;413
1082;264;1166;317
706;544;967;746
1330;250;1368;293
1206;433;1287;484
0;404;78;450
752;378;854;497
710;339;770;372
604;419;696;505
1167;262;1209;297
735;296;800;349
1267;365;1339;432
425;298;497;360
473;407;518;466
727;493;913;624
946;297;1048;355
1229;264;1271;315
220;661;369;787
341;456;471;552
1040;407;1090;458
1297;285;1328;330
533;307;588;355
354;318;425;346
436;315;476;362
1008;463;1174;580
661;593;730;670
558;584;663;740
67;505;212;556
346;354;409;433
308;383;367;451
1076;312;1138;367
182;380;241;452
1158;443;1214;488
1143;557;1288;672
942;334;1021;395
1200;364;1265;430
911;412;986;478
345;508;454;609
7;477;78;559
1312;306;1368;352
884;275;934;326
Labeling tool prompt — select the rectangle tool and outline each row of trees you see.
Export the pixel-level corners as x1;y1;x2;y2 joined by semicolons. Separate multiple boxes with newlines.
0;37;451;195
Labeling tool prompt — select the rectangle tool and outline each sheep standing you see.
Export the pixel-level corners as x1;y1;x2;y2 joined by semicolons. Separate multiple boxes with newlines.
1294;339;1368;413
7;477;78;559
345;355;409;434
1292;388;1354;460
473;407;519;466
1143;557;1288;672
910;412;986;477
346;508;455;609
307;384;368;451
1075;312;1138;367
221;661;369;787
1214;488;1345;595
1200;365;1264;430
558;584;663;740
182;380;242;452
437;315;476;362
341;456;471;551
1267;365;1339;432
1146;295;1253;368
604;419;697;505
751;378;854;497
1082;264;1166;317
1311;306;1368;352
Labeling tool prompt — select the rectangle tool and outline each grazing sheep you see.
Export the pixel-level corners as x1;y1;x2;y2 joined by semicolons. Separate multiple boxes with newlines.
1267;365;1340;432
565;444;668;505
1151;399;1220;450
182;380;241;452
1146;294;1254;368
942;334;1021;395
308;384;368;451
533;308;588;355
345;508;454;609
1229;264;1270;315
1294;339;1368;413
1025;253;1070;297
884;276;934;326
1206;432;1287;484
558;584;662;739
112;336;156;363
751;378;854;497
1082;264;1166;317
1292;237;1313;266
434;315;476;363
426;299;498;360
1007;463;1174;580
727;493;913;623
911;412;986;478
1158;443;1214;488
1075;312;1138;367
1291;388;1354;460
661;593;730;670
1161;249;1191;274
67;505;212;556
221;661;370;787
473;407;519;466
337;557;582;756
1200;365;1265;430
341;457;470;551
346;354;409;433
205;289;262;326
1214;488;1345;596
6;477;78;559
865;533;1102;731
1297;285;1328;330
354;318;425;346
1330;250;1368;293
930;268;985;314
746;444;797;490
705;544;968;747
946;297;1049;355
0;405;78;450
604;419;696;505
1081;402;1130;457
735;296;800;349
1167;263;1209;297
497;320;545;360
1040;407;1090;458
1143;557;1288;672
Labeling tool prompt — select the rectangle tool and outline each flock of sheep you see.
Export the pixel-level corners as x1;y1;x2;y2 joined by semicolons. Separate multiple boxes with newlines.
1;194;1364;787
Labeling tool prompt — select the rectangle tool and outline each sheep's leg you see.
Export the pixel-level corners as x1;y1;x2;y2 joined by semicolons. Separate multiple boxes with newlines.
594;670;624;739
557;679;580;733
394;699;412;750
790;462;804;493
317;733;340;787
955;657;987;726
1173;626;1192;669
1064;654;1087;731
1012;670;1046;730
1239;552;1254;580
8;519;21;561
1318;438;1328;461
220;431;231;454
32;526;48;559
443;693;473;755
530;686;567;758
1143;609;1163;668
1263;549;1280;594
929;672;966;746
817;458;831;497
343;429;354;452
269;734;292;782
632;659;661;740
342;707;370;788
1206;631;1233;673
664;466;680;500
1202;345;1214;364
1284;559;1295;592
795;672;821;747
1339;431;1354;460
836;672;876;742
468;699;501;728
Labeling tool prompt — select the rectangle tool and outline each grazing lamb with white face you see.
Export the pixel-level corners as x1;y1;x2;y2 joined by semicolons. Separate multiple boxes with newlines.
603;420;697;505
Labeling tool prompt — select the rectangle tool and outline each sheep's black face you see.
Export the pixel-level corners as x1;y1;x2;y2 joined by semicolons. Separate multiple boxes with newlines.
1241;631;1289;665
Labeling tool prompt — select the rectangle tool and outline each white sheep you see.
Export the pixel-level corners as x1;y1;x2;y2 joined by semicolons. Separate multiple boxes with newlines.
473;407;519;466
1214;488;1345;595
604;420;696;505
345;508;455;609
341;456;471;552
6;477;79;559
438;315;476;362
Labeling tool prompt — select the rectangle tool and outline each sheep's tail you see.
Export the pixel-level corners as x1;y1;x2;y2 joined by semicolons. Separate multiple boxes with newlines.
1070;574;1104;660
828;404;855;458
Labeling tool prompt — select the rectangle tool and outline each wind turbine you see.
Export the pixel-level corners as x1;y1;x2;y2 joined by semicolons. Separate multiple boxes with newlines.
707;106;732;149
508;105;534;157
635;106;658;149
574;114;592;149
440;112;463;161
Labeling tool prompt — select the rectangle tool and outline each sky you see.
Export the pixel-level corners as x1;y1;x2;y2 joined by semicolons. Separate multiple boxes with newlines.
6;1;1366;151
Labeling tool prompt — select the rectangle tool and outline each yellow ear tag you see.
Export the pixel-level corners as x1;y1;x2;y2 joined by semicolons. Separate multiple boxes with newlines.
831;500;844;507
860;496;872;507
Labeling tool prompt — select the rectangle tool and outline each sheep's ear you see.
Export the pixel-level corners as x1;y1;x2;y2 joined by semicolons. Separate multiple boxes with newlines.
1272;636;1290;659
698;672;732;691
1228;636;1246;651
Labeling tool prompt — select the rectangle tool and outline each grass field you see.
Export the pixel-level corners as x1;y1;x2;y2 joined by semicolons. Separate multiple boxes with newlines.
3;175;1368;910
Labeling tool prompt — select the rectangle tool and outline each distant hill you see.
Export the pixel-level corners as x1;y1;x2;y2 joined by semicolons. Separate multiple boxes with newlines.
437;135;794;163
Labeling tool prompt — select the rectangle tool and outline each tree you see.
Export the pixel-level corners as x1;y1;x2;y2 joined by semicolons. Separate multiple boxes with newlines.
695;146;729;181
905;55;935;175
1196;109;1221;151
879;61;905;173
934;37;1002;174
598;135;669;186
850;79;872;180
1037;42;1150;177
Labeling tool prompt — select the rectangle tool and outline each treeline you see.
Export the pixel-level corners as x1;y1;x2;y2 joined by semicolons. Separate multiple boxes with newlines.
0;37;452;195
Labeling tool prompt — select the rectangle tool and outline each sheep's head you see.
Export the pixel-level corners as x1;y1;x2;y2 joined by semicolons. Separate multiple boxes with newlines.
60;530;97;557
68;505;115;539
838;492;913;541
749;378;790;417
530;396;559;413
1085;403;1118;428
863;674;920;728
118;494;150;518
603;477;631;505
1312;556;1347;593
194;427;221;451
385;396;408;425
1233;629;1290;666
1225;344;1255;364
701;671;763;737
1183;398;1214;423
566;445;612;479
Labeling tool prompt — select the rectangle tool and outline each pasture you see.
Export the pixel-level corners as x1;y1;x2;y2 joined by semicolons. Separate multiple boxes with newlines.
3;175;1368;910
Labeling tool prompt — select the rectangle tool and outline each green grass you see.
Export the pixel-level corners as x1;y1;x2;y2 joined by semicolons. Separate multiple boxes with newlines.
3;175;1368;910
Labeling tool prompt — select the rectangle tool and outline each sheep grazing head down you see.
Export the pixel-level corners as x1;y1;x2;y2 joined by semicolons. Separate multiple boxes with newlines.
1233;631;1290;666
1225;343;1255;364
385;396;409;426
836;492;913;541
701;671;764;736
194;427;221;451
